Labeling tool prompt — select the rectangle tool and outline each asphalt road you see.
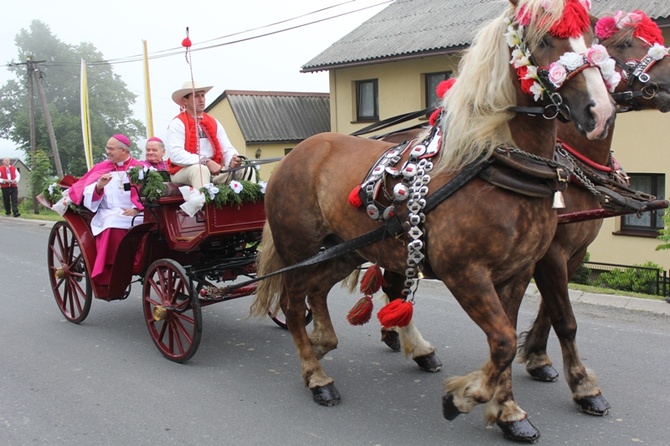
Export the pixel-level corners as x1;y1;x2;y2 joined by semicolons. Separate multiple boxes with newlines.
1;218;669;446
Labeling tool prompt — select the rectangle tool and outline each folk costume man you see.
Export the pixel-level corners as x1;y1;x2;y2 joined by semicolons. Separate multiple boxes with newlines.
0;157;20;217
68;134;144;288
166;81;242;216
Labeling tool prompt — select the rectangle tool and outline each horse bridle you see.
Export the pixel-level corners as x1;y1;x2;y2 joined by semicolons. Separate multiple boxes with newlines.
609;42;670;110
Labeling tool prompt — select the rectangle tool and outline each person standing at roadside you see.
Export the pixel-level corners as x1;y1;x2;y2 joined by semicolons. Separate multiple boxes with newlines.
0;157;20;217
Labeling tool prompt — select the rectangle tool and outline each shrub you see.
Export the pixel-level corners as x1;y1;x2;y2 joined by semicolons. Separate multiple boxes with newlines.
570;252;591;285
597;261;663;295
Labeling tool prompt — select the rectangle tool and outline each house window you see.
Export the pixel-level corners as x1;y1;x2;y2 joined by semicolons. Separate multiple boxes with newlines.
425;71;452;113
619;173;665;236
355;79;378;122
284;148;292;156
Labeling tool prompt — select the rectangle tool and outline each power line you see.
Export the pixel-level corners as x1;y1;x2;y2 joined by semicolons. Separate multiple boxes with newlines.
53;0;392;68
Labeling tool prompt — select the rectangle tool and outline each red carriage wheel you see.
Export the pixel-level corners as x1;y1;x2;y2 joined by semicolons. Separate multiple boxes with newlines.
142;259;202;362
47;221;92;323
269;294;313;330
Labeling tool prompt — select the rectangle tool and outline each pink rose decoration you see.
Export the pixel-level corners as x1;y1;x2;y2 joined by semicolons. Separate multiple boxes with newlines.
595;16;618;40
548;62;567;87
579;0;591;12
586;44;610;66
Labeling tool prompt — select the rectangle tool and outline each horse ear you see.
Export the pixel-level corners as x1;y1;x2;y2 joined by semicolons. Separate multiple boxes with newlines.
509;0;519;6
589;14;598;28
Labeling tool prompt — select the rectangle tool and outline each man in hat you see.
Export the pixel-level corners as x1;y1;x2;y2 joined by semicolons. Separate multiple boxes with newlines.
0;157;21;217
166;81;242;189
68;134;145;289
143;136;167;170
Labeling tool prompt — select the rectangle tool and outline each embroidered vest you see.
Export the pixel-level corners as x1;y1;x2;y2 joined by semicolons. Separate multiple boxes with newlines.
167;112;223;175
0;166;17;189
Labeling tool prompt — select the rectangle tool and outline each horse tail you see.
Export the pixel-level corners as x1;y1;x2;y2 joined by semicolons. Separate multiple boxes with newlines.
250;222;285;318
342;268;361;294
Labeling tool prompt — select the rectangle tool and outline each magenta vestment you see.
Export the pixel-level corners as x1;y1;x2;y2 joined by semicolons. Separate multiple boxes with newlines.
68;158;145;287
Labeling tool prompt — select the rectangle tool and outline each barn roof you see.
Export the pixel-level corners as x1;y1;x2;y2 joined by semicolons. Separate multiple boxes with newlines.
207;91;330;144
302;0;670;72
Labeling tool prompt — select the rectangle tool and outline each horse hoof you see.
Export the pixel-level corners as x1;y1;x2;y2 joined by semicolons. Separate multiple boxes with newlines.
311;383;341;407
497;418;541;443
575;394;610;416
442;393;462;420
527;365;559;382
414;352;442;372
381;329;401;352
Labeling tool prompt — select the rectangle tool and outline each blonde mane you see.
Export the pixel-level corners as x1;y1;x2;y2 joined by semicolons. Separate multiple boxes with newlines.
434;0;567;174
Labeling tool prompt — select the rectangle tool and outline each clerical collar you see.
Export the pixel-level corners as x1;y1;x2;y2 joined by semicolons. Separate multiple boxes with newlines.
116;156;132;167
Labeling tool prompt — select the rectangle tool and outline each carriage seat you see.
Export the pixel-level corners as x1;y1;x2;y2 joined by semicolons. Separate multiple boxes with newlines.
154;182;189;205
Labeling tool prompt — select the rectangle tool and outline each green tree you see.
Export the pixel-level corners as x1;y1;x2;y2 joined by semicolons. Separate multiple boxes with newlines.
27;148;53;214
0;20;145;177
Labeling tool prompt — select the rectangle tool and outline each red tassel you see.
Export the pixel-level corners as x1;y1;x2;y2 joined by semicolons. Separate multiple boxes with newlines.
360;264;387;295
435;78;456;99
182;37;192;48
347;295;374;325
429;109;441;126
348;185;362;208
377;299;413;328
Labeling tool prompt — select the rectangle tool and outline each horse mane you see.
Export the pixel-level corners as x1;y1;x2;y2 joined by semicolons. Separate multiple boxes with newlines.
434;0;568;174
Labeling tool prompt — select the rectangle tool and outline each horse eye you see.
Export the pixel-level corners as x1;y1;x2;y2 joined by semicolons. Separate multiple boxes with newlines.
539;38;549;48
617;40;632;51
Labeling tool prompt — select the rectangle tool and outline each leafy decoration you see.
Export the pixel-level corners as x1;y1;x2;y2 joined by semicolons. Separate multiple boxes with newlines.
201;180;265;208
127;166;265;206
42;182;63;204
128;167;166;202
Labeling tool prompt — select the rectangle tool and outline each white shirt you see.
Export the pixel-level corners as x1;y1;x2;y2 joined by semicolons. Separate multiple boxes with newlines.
82;168;143;236
166;115;238;168
1;166;20;184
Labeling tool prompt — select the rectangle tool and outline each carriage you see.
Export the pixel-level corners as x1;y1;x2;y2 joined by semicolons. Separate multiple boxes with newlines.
40;174;300;364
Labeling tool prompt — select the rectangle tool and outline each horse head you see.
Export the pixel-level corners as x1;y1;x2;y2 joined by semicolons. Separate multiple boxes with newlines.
596;10;670;112
438;0;616;173
507;0;616;140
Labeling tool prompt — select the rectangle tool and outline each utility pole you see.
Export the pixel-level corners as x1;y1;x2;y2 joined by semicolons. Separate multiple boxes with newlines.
27;56;38;214
27;56;36;155
10;57;64;178
33;62;63;177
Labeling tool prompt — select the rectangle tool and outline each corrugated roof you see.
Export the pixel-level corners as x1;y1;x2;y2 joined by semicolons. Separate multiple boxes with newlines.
209;91;330;144
302;0;670;72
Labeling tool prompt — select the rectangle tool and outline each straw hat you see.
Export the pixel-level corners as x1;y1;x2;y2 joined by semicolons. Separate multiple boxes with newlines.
171;81;213;105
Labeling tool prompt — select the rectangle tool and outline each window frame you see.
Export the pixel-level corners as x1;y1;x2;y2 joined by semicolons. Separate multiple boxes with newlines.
355;79;379;122
424;71;452;117
617;173;665;237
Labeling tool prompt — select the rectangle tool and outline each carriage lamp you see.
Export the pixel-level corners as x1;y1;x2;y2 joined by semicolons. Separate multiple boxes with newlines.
255;148;262;159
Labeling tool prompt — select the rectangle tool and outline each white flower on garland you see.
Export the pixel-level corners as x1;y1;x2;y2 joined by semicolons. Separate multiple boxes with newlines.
259;181;268;194
203;183;220;200
229;180;243;194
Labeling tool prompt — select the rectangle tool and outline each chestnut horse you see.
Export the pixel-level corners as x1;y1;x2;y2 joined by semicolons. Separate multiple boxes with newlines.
517;9;670;408
251;0;615;442
374;9;670;418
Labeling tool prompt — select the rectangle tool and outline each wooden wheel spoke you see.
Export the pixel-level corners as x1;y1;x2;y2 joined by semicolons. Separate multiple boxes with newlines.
142;259;201;362
48;221;92;324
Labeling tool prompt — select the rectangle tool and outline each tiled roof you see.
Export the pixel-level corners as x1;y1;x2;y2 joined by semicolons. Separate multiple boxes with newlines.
302;0;670;72
209;91;330;144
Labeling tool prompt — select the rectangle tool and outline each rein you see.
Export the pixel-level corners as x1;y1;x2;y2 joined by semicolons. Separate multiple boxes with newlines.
200;159;490;299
